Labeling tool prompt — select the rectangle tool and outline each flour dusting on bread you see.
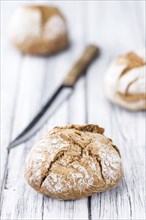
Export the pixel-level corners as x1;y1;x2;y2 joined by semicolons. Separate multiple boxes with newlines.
25;124;122;200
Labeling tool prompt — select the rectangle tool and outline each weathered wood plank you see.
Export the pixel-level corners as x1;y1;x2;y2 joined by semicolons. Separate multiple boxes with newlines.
1;1;145;220
1;0;23;192
42;99;89;220
1;53;48;219
85;1;145;220
43;2;89;219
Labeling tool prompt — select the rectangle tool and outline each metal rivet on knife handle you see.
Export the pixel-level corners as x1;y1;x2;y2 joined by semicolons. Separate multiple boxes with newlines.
63;45;100;87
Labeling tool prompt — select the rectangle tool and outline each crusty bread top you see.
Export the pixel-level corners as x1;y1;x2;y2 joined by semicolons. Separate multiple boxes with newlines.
116;52;145;77
25;5;64;25
51;124;105;134
10;5;68;45
104;49;146;110
25;124;122;200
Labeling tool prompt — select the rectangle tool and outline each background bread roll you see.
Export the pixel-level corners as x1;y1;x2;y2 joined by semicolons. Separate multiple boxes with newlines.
104;49;146;110
25;124;122;200
9;5;69;55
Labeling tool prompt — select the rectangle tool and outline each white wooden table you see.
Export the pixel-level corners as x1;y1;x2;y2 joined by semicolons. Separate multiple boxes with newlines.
1;1;145;219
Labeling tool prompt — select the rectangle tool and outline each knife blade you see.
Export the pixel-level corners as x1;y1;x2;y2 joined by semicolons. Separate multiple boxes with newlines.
8;45;99;149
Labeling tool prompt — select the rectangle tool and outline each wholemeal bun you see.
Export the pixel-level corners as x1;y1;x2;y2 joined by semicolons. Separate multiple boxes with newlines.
25;124;122;200
9;5;69;55
104;49;146;110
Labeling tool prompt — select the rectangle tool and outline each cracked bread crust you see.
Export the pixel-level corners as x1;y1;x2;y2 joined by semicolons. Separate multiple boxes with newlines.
9;5;69;55
25;124;122;200
104;49;146;110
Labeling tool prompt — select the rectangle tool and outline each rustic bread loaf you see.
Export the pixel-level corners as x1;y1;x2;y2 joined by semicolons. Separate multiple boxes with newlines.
9;5;69;55
25;124;122;200
104;49;146;110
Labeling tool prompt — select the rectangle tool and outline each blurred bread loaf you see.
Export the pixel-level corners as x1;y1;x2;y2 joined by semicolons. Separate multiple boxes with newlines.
9;5;69;55
104;49;146;110
25;124;122;200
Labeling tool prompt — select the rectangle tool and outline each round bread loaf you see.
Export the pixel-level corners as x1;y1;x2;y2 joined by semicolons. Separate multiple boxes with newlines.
9;5;69;55
104;49;146;110
25;125;122;200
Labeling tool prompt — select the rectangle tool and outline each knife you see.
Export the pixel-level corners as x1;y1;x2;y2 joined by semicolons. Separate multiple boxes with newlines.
8;45;99;149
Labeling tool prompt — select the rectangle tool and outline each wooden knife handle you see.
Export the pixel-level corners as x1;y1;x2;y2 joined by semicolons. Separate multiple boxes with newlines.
63;45;99;87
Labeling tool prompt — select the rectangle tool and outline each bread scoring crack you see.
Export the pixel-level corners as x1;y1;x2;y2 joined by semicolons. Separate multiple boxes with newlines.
40;150;65;188
118;52;145;78
25;125;122;199
40;131;90;188
107;139;121;157
61;131;106;183
95;156;106;183
40;127;118;188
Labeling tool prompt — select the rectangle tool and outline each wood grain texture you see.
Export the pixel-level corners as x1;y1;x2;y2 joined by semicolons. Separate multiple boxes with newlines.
0;0;145;220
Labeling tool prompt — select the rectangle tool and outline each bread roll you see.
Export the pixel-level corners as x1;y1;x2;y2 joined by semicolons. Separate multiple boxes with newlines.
9;5;69;55
25;124;122;200
104;49;146;110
